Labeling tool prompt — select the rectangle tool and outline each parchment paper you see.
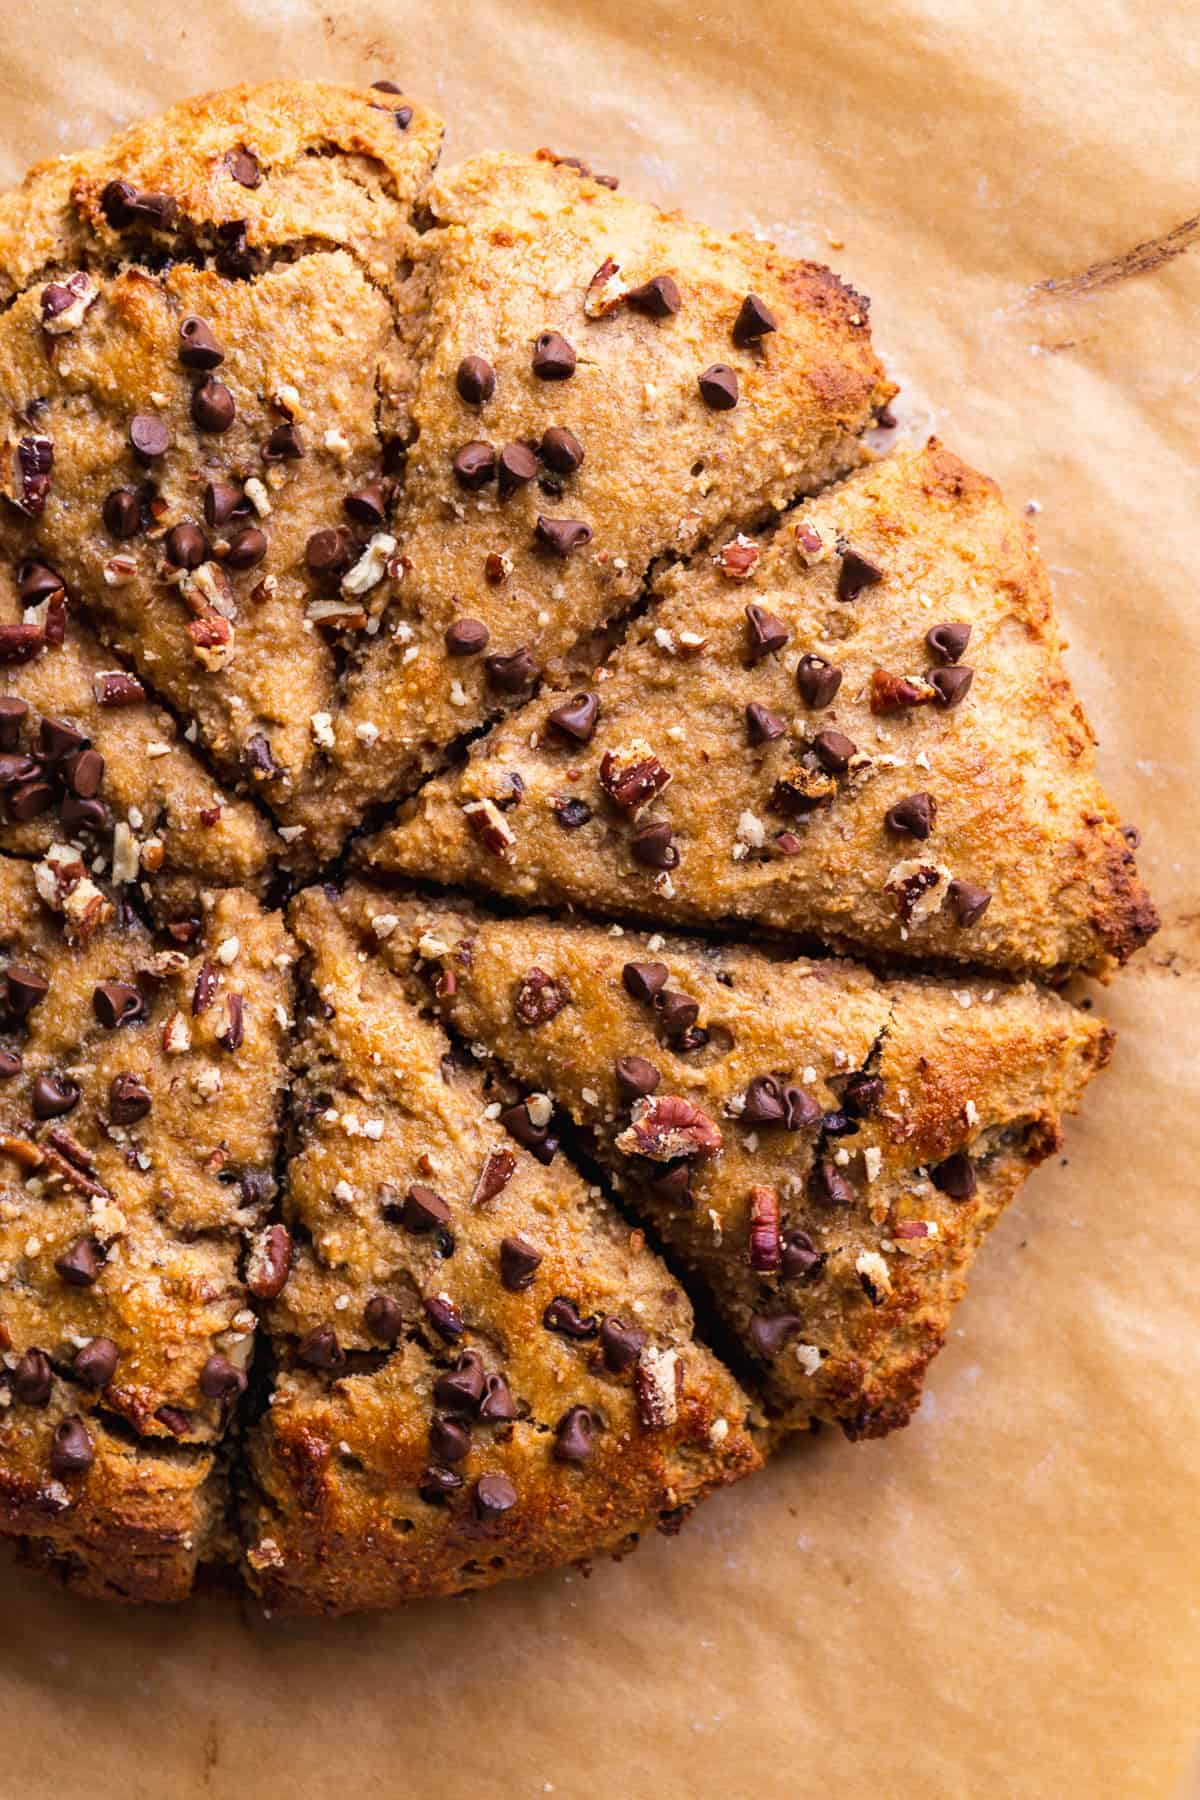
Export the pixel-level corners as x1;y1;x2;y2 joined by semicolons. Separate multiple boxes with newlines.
1;3;1197;1795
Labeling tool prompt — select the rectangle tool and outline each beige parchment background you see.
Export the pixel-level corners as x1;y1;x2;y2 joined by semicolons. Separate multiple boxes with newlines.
0;3;1197;1795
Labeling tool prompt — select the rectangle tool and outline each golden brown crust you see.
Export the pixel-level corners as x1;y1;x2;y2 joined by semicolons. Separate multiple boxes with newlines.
362;439;1156;980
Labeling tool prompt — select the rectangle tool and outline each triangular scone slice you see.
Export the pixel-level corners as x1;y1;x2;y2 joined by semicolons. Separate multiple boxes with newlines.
334;887;1112;1440
287;150;895;856
1;581;278;912
241;888;759;1615
363;440;1155;980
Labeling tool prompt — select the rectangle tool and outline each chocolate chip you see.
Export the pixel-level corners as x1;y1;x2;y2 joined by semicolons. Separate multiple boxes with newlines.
66;749;104;798
226;526;268;570
538;426;585;475
626;274;681;317
362;1294;404;1344
423;1294;465;1340
931;665;974;708
485;647;537;692
430;1416;471;1463
837;548;883;601
107;1072;151;1125
452;440;496;490
745;604;789;661
178;316;224;370
246;1223;292;1300
473;1473;517;1519
226;148;261;189
55;1237;100;1286
547;691;599;744
74;1336;119;1389
7;778;54;820
204;480;247;527
630;821;679;869
0;696;28;748
296;1325;343;1369
499;1100;559;1165
499;1235;543;1292
543;1296;599;1340
59;793;108;834
17;561;64;605
532;332;576;379
796;654;842;709
749;1314;803;1358
599;1316;646;1373
843;1073;884;1118
263;422;304;461
554;1405;595;1463
655;990;699;1040
742;1075;786;1124
129;415;170;461
479;1373;516;1422
780;1230;825;1282
615;1054;660;1100
3;964;48;1017
199;1353;246;1401
164;522;208;569
33;1073;80;1119
884;791;938;839
445;618;489;656
622;960;668;1003
456;355;496;405
535;514;592;557
192;378;236;433
50;1415;94;1477
418;1464;464;1503
11;1349;51;1406
434;1352;485;1414
926;622;971;664
400;1184;450;1233
497;441;538;498
38;716;86;761
732;293;777;346
810;1160;855;1206
100;181;177;231
554;797;592;830
746;703;786;746
931;1150;978;1200
811;729;857;773
647;1163;694;1207
698;364;739;410
0;1050;21;1078
344;482;387;525
100;486;142;539
0;749;39;788
947;879;992;927
305;528;352;577
92;982;147;1029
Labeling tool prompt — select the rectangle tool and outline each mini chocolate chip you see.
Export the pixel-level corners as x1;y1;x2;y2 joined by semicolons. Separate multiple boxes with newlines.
102;486;142;538
17;561;64;605
535;514;592;556
263;422;304;461
623;960;668;1003
66;748;104;798
445;618;489;656
453;440;496;490
401;1184;451;1233
0;1050;21;1078
926;621;971;664
947;879;992;927
60;793;108;834
39;716;86;761
7;779;54;820
12;1349;52;1406
485;647;537;692
732;293;777;346
430;1416;471;1463
100;181;178;231
543;1296;599;1340
810;1160;855;1206
50;1415;94;1477
837;548;883;601
164;522;208;569
423;1294;465;1340
885;791;938;839
746;703;786;746
615;1054;660;1100
647;1162;693;1207
434;1352;485;1414
192;378;236;433
226;149;261;189
742;1075;787;1124
497;441;538;498
599;1316;646;1373
547;692;599;744
780;1230;826;1282
129;415;170;461
698;363;739;409
33;1073;80;1119
630;822;679;869
554;797;592;829
305;527;353;578
55;1236;100;1286
822;1109;857;1137
655;990;699;1039
812;729;857;773
4;964;48;1017
296;1325;342;1369
199;1353;246;1401
344;482;387;525
843;1073;884;1118
92;982;146;1029
479;1372;516;1422
456;355;496;405
796;654;843;709
74;1336;120;1389
532;332;576;379
931;665;974;708
745;604;789;660
108;1072;151;1124
178;316;224;370
473;1473;517;1518
499;1235;543;1292
499;1100;559;1165
554;1405;595;1463
539;426;584;474
749;1314;803;1358
419;1464;464;1502
626;274;681;317
364;1294;405;1343
0;752;36;789
931;1150;978;1200
204;480;248;526
226;526;268;570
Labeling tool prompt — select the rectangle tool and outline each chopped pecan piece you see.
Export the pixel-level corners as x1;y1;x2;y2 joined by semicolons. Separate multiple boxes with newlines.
748;1184;782;1271
870;668;936;714
714;533;760;580
885;859;952;925
187;614;234;671
599;738;671;816
771;765;837;815
41;272;98;335
635;1345;681;1429
514;967;570;1025
584;256;629;317
471;1146;517;1207
616;1094;723;1161
463;797;516;856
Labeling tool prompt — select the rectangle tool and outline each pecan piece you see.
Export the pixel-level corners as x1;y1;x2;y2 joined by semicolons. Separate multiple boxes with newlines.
885;859;952;925
615;1094;723;1161
870;668;936;714
463;798;516;856
748;1184;782;1271
514;967;570;1026
771;765;837;816
635;1345;681;1429
713;533;760;580
599;738;671;816
584;256;629;317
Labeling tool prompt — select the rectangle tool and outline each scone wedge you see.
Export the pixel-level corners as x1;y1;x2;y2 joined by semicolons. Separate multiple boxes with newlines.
240;888;759;1615
332;886;1112;1439
363;440;1156;980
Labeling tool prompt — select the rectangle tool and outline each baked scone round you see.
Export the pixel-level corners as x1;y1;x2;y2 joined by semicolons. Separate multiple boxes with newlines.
0;82;1153;1613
